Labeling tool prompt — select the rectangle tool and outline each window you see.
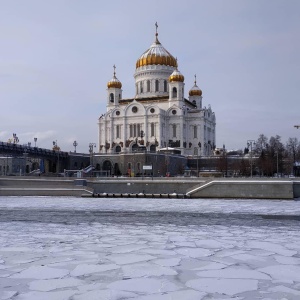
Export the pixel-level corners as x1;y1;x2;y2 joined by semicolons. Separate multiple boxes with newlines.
151;123;155;137
147;80;150;92
130;123;142;137
172;87;177;98
140;81;143;93
109;93;114;102
150;108;155;113
137;124;141;137
173;124;176;138
132;106;138;113
155;80;159;92
116;125;120;139
164;80;167;92
130;124;133;137
116;110;120;116
194;126;197;138
172;110;177;115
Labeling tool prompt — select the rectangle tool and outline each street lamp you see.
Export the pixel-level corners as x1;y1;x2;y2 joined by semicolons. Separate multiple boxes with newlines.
53;140;60;174
197;142;201;177
73;140;78;153
34;137;37;147
247;140;255;178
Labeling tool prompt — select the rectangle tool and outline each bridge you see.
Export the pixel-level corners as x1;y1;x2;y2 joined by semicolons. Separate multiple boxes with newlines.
0;141;70;174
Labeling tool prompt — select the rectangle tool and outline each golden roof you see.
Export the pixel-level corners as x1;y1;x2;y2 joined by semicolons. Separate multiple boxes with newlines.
189;75;202;96
136;23;177;69
107;65;122;89
169;68;184;82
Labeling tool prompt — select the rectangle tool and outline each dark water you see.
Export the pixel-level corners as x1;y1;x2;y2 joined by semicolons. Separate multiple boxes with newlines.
0;208;299;227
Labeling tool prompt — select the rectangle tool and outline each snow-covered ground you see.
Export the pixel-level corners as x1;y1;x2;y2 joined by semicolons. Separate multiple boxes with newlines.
0;197;300;300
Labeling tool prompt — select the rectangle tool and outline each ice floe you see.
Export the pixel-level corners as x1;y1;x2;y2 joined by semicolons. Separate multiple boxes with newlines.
186;278;258;295
70;263;120;276
107;278;180;293
10;266;69;279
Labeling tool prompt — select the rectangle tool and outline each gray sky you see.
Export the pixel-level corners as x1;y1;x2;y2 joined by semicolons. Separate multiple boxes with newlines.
1;0;299;153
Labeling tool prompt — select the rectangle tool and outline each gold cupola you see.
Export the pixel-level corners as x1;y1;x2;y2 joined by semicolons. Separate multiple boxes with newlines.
136;22;177;69
189;75;202;96
107;65;122;89
169;60;184;82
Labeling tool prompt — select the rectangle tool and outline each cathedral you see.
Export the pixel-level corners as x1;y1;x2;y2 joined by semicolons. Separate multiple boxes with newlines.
98;25;216;157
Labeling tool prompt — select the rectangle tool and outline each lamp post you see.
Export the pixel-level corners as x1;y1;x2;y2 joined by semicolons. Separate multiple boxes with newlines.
247;140;255;178
53;140;60;174
89;143;96;167
276;150;279;177
73;140;78;153
197;142;201;177
34;137;37;147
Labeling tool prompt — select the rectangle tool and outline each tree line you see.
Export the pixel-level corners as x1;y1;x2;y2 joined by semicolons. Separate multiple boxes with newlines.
244;134;300;176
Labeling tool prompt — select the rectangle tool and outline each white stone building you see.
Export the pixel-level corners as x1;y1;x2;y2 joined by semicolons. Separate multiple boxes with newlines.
98;26;216;157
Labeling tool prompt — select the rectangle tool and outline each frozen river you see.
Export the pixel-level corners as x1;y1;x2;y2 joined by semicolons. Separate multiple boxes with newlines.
0;197;300;300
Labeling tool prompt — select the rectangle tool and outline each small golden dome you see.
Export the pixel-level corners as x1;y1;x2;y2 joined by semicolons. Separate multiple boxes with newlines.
169;69;184;82
136;23;177;69
107;65;122;89
189;75;202;96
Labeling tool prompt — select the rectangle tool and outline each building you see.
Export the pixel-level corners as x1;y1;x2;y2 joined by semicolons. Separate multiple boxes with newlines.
98;25;216;159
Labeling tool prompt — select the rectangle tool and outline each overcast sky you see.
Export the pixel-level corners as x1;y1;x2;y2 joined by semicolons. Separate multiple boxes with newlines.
1;0;299;153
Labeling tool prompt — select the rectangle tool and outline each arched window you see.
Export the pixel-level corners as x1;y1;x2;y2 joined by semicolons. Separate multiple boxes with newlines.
173;124;176;138
130;124;133;137
172;87;177;98
194;147;198;155
116;125;120;139
164;80;167;92
140;81;143;93
147;80;150;92
194;126;197;138
119;93;121;100
115;145;121;153
151;123;155;137
109;93;114;102
155;80;159;92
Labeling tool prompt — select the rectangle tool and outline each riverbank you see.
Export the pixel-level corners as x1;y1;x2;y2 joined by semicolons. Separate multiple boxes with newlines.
0;176;299;199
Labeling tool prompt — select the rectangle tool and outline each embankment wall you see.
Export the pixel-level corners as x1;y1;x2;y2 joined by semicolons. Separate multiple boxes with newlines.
0;177;299;199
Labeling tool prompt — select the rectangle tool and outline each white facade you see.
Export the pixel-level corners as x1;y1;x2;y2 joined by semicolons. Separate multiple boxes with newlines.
98;27;216;156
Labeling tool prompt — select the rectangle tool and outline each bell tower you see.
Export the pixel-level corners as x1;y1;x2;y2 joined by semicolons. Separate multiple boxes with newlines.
107;65;122;108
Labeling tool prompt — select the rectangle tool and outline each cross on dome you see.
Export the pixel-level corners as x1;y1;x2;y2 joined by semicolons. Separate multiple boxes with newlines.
107;64;122;89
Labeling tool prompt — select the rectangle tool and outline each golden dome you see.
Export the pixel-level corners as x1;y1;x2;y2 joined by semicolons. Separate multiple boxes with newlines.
169;69;184;82
189;75;202;96
136;23;177;69
107;65;122;89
